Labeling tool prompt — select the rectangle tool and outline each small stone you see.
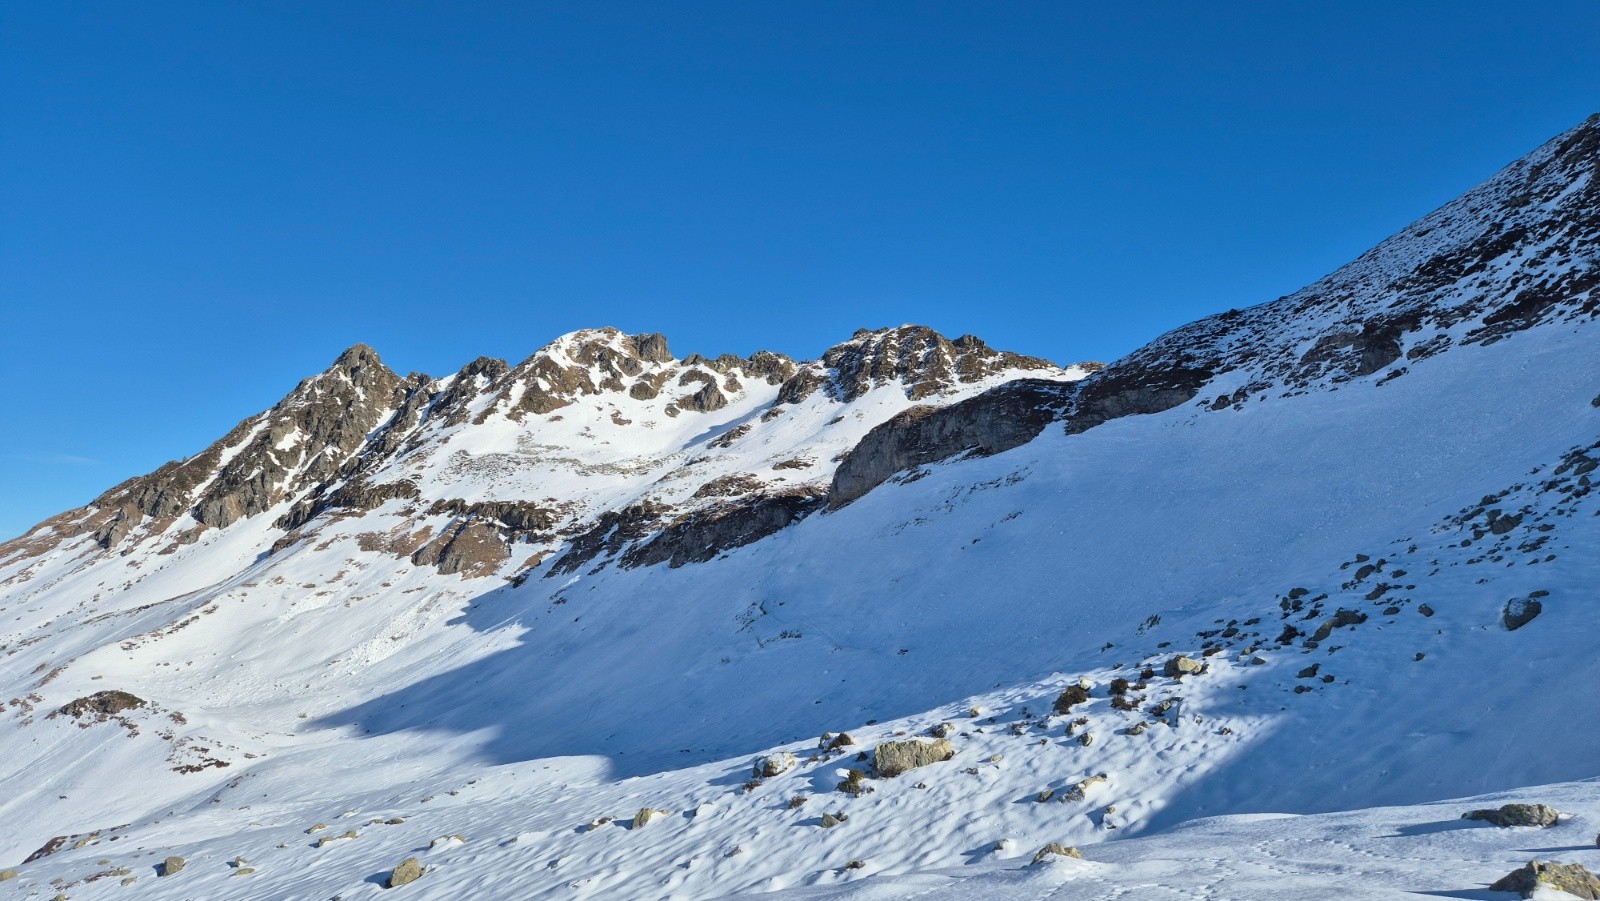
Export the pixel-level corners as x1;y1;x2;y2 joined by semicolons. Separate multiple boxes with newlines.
929;722;955;738
845;859;865;870
0;869;15;881
820;812;847;829
1077;731;1094;746
232;868;256;876
387;857;425;888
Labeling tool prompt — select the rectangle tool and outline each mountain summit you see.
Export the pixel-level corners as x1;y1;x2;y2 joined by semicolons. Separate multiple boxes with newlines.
0;115;1595;899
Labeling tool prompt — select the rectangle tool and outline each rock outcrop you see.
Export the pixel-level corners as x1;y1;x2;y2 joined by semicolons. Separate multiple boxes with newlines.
831;379;1072;507
779;326;1060;405
1463;803;1562;827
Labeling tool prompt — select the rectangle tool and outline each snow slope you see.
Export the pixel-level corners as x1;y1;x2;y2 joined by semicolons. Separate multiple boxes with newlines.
0;116;1595;899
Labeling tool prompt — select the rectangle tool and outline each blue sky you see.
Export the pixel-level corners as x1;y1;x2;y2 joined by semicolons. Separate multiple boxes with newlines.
3;2;1598;540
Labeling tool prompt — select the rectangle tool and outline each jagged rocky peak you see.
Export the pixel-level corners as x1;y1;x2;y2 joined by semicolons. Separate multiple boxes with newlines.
17;344;412;554
778;324;1062;404
461;327;799;421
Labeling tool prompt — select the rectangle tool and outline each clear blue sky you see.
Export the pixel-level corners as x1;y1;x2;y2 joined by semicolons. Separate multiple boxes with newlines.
3;2;1598;540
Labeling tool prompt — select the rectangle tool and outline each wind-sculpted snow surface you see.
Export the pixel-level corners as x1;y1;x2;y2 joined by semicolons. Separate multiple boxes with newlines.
0;115;1595;898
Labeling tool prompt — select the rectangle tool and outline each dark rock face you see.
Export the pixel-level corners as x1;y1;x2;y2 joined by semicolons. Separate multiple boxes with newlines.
1490;860;1600;899
624;490;827;569
831;379;1073;507
546;501;674;577
277;478;422;532
779;326;1059;405
411;519;513;578
1065;359;1213;435
45;344;412;550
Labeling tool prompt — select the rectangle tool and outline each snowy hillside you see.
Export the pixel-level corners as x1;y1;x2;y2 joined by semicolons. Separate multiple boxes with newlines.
0;114;1595;899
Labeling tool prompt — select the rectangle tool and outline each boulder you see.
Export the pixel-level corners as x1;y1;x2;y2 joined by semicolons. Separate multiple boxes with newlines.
1489;860;1600;899
873;739;954;777
1463;803;1562;828
1504;598;1543;631
1163;656;1203;678
631;808;671;829
1310;609;1368;642
753;752;798;779
387;857;425;888
161;856;185;876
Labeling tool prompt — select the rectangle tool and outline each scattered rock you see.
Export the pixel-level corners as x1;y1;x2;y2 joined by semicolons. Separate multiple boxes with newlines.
1031;843;1083;864
1297;663;1321;679
160;856;184;876
1464;803;1562;827
1310;609;1367;642
0;869;15;881
1489;860;1600;899
820;812;848;829
1052;684;1090;715
1504;598;1543;631
845;859;865;870
753;752;798;778
1418;604;1435;617
837;769;874;796
873;739;954;777
1061;774;1108;802
631;808;671;829
929;722;956;738
387;857;425;888
1163;656;1204;678
1077;731;1094;747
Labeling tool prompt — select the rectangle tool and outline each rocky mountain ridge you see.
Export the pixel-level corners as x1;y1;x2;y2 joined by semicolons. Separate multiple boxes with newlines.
0;114;1594;900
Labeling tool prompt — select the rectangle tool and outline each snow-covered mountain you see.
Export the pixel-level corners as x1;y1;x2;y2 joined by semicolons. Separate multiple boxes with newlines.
0;114;1595;899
